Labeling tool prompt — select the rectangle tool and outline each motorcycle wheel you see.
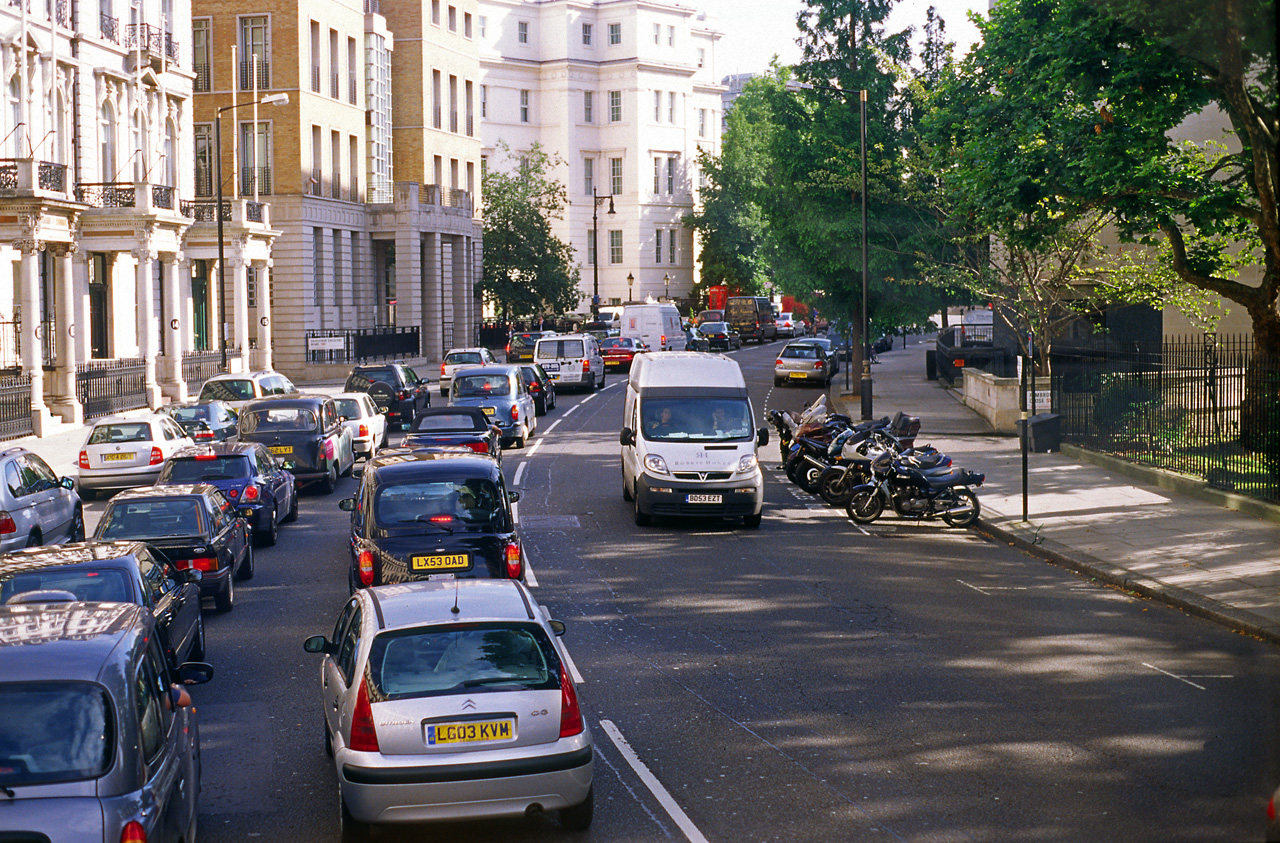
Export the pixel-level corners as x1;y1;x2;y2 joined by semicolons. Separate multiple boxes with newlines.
818;468;856;507
846;489;884;524
941;489;981;528
784;453;806;485
798;464;823;494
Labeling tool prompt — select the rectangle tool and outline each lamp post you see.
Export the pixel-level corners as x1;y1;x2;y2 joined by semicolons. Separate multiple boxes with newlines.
663;273;670;302
627;272;634;302
216;92;289;369
590;188;615;320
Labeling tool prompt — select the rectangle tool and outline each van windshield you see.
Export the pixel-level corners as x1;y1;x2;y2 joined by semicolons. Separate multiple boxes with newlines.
641;398;752;442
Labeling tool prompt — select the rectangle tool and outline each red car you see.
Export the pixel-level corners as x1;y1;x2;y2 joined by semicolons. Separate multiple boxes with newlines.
601;337;649;372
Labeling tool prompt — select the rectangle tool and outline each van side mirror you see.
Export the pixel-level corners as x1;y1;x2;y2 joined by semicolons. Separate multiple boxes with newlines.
619;427;635;446
757;428;770;446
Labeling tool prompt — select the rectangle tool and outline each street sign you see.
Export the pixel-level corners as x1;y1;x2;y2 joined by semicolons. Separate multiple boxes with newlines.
307;336;346;352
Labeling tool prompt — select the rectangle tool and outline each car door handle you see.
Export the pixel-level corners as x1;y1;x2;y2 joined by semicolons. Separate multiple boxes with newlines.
331;698;340;711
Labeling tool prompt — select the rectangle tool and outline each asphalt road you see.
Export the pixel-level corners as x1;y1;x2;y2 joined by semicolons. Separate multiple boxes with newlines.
81;341;1278;843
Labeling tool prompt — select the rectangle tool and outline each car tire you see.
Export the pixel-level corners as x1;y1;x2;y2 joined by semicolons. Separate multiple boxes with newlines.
258;506;278;547
323;719;333;757
320;462;338;495
214;574;234;613
743;511;762;529
236;544;255;581
774;377;784;387
513;430;526;449
69;506;85;542
633;493;651;526
560;786;594;831
536;397;547;416
190;616;206;662
283;489;299;523
340;791;371;843
549;390;556;410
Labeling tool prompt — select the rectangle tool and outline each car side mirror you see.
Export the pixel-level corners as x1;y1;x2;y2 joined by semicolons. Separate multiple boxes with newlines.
619;427;635;446
507;490;521;503
60;476;75;490
303;635;335;654
757;428;770;446
238;507;254;519
338;498;356;512
178;662;215;685
177;568;203;584
548;619;566;637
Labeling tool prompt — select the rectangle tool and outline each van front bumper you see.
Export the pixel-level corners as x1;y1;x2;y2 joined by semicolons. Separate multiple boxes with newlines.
635;473;763;519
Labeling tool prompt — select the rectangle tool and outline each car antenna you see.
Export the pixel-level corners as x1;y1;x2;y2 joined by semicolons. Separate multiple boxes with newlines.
451;579;461;614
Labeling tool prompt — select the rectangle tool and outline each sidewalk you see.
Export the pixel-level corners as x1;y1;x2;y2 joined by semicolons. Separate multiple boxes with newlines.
830;335;1280;645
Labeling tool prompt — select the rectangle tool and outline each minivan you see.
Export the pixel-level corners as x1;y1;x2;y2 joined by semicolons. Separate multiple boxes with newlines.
619;352;767;528
534;333;605;392
621;302;686;351
725;296;778;343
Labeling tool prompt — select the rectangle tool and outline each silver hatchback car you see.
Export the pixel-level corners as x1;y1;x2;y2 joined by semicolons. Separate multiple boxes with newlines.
304;579;593;838
0;446;83;552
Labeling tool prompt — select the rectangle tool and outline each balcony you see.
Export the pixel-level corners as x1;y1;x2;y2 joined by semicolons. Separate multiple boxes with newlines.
349;76;357;104
331;72;340;99
418;184;473;215
0;159;71;199
100;12;118;43
194;63;210;92
240;60;270;91
125;24;175;66
240;166;273;197
309;168;323;197
74;182;181;214
181;198;270;228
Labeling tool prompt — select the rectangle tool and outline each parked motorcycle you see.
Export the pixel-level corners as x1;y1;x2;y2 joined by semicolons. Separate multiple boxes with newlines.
845;451;984;527
818;443;950;506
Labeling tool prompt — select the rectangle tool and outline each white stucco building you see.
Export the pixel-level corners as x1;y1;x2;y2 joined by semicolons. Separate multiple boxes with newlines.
478;0;723;312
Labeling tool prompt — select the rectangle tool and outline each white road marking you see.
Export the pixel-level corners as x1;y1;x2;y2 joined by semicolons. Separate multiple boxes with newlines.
513;461;527;486
526;437;544;458
599;720;712;843
543;418;564;434
562;403;579;416
1142;662;1232;691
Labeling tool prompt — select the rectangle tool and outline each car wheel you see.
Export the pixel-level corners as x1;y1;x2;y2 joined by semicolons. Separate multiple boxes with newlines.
513;429;526;449
560;786;594;831
743;511;762;529
214;574;234;612
633;491;651;526
258;506;278;547
320;462;338;495
236;544;255;581
69;506;85;542
536;397;547;416
190;615;206;661
549;390;556;410
24;531;40;548
340;790;371;843
283;489;299;523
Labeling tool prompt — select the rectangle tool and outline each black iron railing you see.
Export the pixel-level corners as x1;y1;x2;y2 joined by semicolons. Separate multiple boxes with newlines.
182;350;223;386
246;202;264;222
75;182;136;207
181;200;230;222
38;161;66;191
76;359;147;421
0;373;33;441
239;59;270;91
100;12;118;42
151;184;174;209
194;63;210;92
305;327;420;364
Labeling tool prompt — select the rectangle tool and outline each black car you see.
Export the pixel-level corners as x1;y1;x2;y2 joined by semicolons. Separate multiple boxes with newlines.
684;325;711;352
157;443;298;546
699;321;742;351
401;407;503;462
338;448;522;591
343;363;431;430
0;540;205;666
158;400;239;442
236;394;356;493
519;363;557;415
93;484;253;613
506;331;553;363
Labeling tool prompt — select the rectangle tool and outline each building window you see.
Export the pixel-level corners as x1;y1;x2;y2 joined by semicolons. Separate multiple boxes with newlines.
669;229;677;264
667;156;676;194
653;90;661;122
194;124;212;196
608;22;621;45
654;229;662;263
517;20;528;43
609;230;622;264
698;47;705;67
431;0;440;25
698;108;706;138
448;5;456;31
239;16;270;90
610;157;622;195
609;90;621;122
668;92;676;123
653;157;661;194
584;157;594;195
583;90;593;122
519;90;529;123
313;228;324;307
192;19;211;91
479;15;486;37
582;23;591;45
480;85;487;118
653;23;660;44
668;25;675;46
464;12;472;38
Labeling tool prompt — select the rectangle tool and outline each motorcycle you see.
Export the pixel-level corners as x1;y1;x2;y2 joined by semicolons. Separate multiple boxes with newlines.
817;442;950;506
845;451;984;527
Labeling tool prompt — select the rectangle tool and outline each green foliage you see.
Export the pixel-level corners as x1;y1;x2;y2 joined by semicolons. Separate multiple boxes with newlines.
480;143;581;320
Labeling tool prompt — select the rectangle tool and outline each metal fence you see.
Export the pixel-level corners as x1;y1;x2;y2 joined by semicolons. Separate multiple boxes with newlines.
1051;334;1280;503
76;359;148;421
305;327;420;365
0;373;33;441
182;351;224;388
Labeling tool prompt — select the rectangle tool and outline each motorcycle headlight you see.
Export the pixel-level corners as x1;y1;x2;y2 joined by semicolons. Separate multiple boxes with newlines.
643;454;670;475
737;454;758;473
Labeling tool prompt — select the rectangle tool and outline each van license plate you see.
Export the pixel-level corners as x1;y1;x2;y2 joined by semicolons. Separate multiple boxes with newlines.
543;363;559;372
686;494;722;504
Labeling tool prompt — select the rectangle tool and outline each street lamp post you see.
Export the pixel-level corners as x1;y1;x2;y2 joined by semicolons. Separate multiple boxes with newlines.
216;92;289;369
858;88;872;420
590;189;616;320
627;272;634;302
663;273;670;301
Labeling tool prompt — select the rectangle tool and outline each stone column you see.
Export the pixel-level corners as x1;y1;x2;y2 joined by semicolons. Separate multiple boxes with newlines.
49;243;83;425
15;237;54;434
160;252;187;401
253;260;273;371
134;240;162;408
232;245;251;373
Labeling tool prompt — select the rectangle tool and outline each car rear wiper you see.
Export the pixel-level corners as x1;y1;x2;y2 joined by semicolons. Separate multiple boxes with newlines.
396;518;454;533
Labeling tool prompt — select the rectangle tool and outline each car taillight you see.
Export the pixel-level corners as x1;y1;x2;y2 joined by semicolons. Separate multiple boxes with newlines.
0;512;16;535
776;359;784;365
242;485;260;502
226;487;239;498
79;449;90;469
175;557;218;572
357;549;375;587
440;362;447;376
120;821;147;843
396;389;408;400
558;662;584;738
149;447;163;466
349;675;380;752
511;404;520;421
529;382;541;394
582;359;590;372
505;541;522;579
359;423;369;438
814;360;824;368
1270;795;1277;822
467;442;489;454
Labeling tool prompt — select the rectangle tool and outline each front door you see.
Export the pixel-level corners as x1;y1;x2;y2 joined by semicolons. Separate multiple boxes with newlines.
191;261;209;350
89;253;111;359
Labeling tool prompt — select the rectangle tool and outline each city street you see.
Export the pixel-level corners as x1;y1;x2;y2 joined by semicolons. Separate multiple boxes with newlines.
82;341;1278;843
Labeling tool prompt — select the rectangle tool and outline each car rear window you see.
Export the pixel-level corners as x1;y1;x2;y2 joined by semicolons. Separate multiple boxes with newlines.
414;413;483;432
453;374;512;397
369;623;558;700
240;408;318;434
167;406;212;423
445;352;483;366
0;569;132;605
98;499;204;540
601;338;632;349
0;682;113;786
782;345;819;359
700;323;729;333
87;423;152;444
537;340;584;359
161;455;252;483
351;368;396;386
334;398;364;419
374;478;503;526
200;379;256;401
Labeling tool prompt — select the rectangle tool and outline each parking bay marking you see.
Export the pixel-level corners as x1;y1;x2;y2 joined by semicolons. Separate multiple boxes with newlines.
1142;662;1233;691
599;719;711;843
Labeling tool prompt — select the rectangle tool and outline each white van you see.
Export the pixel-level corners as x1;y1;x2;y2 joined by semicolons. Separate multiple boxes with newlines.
620;352;766;528
534;333;605;392
621;302;686;351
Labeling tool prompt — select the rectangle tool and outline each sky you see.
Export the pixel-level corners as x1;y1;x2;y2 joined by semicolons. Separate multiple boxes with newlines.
697;0;989;78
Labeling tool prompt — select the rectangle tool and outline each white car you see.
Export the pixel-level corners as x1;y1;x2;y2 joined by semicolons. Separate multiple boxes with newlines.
776;312;799;338
198;370;297;410
333;392;389;459
77;414;195;498
439;347;498;397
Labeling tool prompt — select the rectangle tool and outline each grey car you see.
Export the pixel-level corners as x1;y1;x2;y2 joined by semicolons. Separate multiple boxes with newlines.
0;596;213;843
774;340;835;386
449;365;537;449
0;446;84;552
303;579;593;838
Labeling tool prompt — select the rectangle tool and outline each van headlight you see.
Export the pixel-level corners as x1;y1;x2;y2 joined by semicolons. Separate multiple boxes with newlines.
643;455;670;475
737;454;758;473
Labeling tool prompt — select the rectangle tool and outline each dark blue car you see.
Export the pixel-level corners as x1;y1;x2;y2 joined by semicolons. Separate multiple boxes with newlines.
156;443;298;546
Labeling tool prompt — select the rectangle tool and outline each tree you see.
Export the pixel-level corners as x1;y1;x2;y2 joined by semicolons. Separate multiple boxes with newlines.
480;143;580;322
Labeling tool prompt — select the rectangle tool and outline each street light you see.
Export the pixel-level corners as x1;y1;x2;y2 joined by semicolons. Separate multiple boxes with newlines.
590;189;616;320
627;272;634;301
216;91;289;369
663;273;670;301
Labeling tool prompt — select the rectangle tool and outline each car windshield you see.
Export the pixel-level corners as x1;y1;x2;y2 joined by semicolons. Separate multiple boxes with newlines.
0;683;113;786
200;379;256;401
0;569;132;604
537;340;584;359
240;408;318;434
334;398;364;419
162;455;252;483
445;352;483;366
87;423;152;444
374;478;502;526
98;499;204;540
369;623;558;700
641;397;753;442
453;374;511;398
414;414;483;432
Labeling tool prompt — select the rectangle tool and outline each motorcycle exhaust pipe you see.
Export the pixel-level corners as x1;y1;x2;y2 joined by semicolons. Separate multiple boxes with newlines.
942;502;974;517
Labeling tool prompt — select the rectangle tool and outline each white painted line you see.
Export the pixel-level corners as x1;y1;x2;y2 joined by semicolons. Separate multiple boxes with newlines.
513;461;527;486
957;579;991;595
581;392;596;403
562;404;579;416
510;501;518;523
558;634;582;683
599;720;711;843
1142;662;1206;691
544;418;564;434
526;437;544;458
523;553;538;587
